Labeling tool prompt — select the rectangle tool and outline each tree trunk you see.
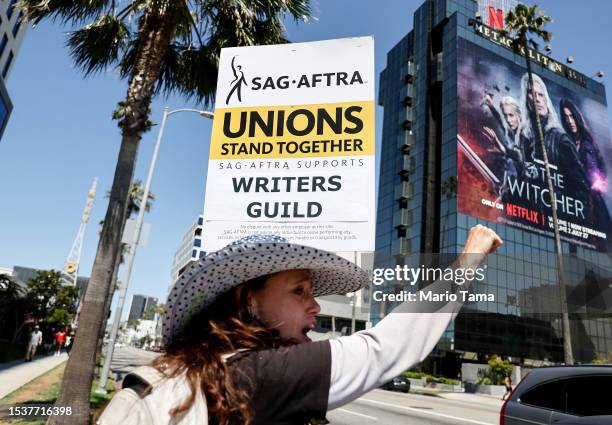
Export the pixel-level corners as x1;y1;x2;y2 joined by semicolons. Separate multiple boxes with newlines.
523;35;574;365
94;248;123;368
48;9;176;425
95;208;132;368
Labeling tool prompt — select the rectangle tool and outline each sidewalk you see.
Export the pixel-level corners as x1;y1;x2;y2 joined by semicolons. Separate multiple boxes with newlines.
0;353;68;399
437;391;505;408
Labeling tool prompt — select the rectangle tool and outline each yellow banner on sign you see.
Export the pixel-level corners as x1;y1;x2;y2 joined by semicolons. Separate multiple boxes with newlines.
210;101;374;159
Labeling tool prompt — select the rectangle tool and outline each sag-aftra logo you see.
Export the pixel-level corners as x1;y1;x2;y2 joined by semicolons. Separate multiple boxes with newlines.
226;55;365;103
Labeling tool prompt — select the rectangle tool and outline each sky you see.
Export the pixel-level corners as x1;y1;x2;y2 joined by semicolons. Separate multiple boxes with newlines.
1;0;612;321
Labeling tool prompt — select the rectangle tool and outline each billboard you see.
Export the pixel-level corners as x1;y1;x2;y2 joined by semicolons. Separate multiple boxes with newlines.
202;37;375;252
457;39;612;251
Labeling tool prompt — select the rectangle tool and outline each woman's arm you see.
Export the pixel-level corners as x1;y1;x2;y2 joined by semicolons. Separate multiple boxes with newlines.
327;225;501;409
328;303;458;408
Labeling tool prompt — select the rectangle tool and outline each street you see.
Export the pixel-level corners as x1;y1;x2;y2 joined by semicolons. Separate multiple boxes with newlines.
109;346;159;380
328;389;500;425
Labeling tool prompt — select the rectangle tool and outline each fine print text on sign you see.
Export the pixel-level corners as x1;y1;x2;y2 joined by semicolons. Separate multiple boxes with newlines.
202;37;375;252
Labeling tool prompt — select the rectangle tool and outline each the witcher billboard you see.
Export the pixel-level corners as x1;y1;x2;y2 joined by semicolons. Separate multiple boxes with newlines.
457;39;612;251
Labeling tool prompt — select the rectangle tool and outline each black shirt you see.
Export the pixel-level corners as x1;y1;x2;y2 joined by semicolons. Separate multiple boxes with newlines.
229;340;332;425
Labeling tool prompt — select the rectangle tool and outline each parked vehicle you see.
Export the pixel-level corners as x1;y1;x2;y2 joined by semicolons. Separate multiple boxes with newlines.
501;365;612;425
381;375;411;393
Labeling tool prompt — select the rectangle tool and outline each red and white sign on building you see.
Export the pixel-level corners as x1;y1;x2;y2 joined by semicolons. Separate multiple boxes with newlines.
477;0;518;30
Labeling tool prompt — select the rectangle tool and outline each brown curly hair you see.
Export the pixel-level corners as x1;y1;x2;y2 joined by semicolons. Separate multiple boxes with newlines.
151;275;293;425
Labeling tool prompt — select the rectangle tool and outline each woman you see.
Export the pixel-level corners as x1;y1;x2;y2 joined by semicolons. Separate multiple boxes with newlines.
98;225;501;425
501;373;513;401
559;98;607;192
560;98;612;245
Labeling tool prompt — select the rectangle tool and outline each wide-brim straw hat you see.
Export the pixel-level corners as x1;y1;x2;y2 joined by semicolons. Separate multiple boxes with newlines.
162;234;369;344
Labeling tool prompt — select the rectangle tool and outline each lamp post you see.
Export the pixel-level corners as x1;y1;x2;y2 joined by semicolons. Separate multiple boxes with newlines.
96;107;213;393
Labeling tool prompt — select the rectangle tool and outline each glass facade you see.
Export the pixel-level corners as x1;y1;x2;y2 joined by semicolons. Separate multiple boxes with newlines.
376;0;612;371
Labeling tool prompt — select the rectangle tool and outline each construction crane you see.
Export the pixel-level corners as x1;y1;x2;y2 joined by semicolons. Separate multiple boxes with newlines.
61;178;98;287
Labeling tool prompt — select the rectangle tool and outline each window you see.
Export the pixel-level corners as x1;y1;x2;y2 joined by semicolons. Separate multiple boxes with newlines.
316;316;332;331
0;92;7;131
2;51;13;79
197;217;203;225
0;35;7;59
7;0;17;19
520;380;565;411
12;12;23;37
564;376;612;416
521;375;612;416
191;249;197;258
194;238;201;247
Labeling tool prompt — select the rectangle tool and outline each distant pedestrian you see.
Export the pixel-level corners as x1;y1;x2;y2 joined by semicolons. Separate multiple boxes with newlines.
65;330;75;355
25;325;42;362
502;373;513;401
42;327;54;355
54;328;67;356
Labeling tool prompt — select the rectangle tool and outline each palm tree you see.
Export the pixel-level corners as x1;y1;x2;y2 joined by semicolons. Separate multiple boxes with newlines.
109;179;156;219
94;181;156;380
102;179;156;319
18;2;312;423
504;4;573;365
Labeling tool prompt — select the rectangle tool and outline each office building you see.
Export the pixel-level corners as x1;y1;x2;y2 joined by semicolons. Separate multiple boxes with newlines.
127;294;158;322
375;0;612;373
170;215;204;286
0;0;27;139
311;251;372;339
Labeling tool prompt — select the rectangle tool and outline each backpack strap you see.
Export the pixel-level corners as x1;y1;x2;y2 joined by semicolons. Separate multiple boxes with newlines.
122;366;166;397
222;348;250;363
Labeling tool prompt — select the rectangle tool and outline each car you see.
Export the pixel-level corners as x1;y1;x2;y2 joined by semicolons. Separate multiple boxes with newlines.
381;375;411;393
553;417;612;425
501;365;612;425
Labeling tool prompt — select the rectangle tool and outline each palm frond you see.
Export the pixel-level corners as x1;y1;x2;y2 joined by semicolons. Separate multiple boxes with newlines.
250;0;312;22
158;43;219;106
253;15;288;44
67;14;131;76
18;0;113;25
504;3;552;51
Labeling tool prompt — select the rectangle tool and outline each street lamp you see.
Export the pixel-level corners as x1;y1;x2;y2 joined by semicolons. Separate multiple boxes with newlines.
96;107;213;393
347;291;356;335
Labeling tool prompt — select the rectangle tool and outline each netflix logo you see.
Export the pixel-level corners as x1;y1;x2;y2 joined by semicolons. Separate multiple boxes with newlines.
506;203;543;225
488;7;504;30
